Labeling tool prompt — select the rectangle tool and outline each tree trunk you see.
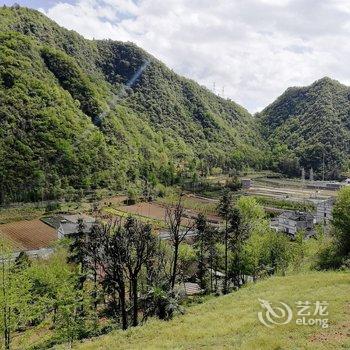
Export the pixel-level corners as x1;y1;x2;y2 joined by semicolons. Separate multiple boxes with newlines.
119;283;128;330
209;254;213;293
223;218;228;294
93;265;98;312
132;277;138;327
171;243;179;289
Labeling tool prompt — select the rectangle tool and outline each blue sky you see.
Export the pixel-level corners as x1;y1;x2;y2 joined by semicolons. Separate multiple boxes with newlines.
2;0;350;112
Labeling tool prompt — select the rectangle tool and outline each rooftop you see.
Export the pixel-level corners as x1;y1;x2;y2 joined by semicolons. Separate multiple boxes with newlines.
279;211;314;221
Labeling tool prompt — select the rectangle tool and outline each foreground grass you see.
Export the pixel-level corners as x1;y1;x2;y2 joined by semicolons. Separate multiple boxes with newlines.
66;271;349;350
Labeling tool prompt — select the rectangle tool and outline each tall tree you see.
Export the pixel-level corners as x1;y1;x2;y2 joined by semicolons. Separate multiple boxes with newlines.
165;195;195;290
217;190;233;294
332;186;350;258
95;221;128;330
195;214;207;289
123;217;156;326
228;208;246;287
85;223;101;314
67;219;88;291
0;241;32;350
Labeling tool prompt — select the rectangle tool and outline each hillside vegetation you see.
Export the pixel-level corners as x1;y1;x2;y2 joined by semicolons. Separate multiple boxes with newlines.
68;271;350;350
259;77;350;179
0;6;265;204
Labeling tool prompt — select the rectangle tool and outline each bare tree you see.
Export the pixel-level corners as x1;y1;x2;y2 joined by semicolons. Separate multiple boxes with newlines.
123;217;156;326
92;220;129;330
165;195;195;289
89;218;157;329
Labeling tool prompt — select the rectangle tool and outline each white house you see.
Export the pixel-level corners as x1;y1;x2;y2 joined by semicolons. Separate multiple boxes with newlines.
315;198;334;224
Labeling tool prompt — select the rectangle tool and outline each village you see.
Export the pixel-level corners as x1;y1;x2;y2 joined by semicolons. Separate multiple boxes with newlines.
0;171;345;265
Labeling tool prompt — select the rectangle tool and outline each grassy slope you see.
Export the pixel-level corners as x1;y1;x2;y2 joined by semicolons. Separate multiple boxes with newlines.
70;271;349;350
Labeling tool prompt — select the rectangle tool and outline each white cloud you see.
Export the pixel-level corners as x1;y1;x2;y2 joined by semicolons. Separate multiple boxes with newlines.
42;0;350;112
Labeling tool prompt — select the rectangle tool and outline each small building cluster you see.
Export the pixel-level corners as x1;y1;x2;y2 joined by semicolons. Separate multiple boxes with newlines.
42;214;95;238
274;198;334;238
277;211;315;237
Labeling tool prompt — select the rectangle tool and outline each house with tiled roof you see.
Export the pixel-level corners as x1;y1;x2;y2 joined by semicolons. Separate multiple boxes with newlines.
277;211;315;237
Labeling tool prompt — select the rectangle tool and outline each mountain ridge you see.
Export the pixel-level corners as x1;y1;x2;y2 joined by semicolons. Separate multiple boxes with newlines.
0;6;265;204
258;76;350;178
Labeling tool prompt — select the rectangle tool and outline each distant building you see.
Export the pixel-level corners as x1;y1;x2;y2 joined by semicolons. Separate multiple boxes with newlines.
306;181;344;191
325;182;344;190
52;214;95;238
58;215;95;238
315;198;334;224
277;211;315;237
242;178;252;189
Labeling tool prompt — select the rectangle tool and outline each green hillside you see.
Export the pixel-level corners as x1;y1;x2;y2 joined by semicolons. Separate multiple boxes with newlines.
259;77;350;179
0;6;265;204
67;271;349;350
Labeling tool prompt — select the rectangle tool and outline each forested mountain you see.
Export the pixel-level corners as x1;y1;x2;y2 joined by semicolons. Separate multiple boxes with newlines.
2;5;350;204
0;6;266;204
259;77;350;179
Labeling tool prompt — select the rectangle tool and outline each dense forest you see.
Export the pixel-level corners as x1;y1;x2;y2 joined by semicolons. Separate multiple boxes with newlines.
258;77;350;179
0;6;266;204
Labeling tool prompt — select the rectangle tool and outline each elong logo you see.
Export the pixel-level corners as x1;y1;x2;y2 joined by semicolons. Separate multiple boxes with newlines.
257;299;329;329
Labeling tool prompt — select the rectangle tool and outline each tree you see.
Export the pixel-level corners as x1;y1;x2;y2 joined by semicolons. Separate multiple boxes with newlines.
267;232;290;275
227;208;247;287
67;219;87;290
194;214;217;291
67;219;88;317
90;218;157;329
94;221;129;330
123;217;156;326
217;190;233;294
332;186;350;258
165;195;195;289
195;214;207;289
85;223;101;314
0;241;32;349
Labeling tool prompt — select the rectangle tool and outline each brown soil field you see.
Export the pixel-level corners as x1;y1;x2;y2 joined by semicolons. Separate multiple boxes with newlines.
0;219;57;251
117;202;168;221
117;202;221;226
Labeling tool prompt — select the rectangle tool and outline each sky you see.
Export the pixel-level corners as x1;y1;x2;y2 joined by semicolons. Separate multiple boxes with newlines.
3;0;350;112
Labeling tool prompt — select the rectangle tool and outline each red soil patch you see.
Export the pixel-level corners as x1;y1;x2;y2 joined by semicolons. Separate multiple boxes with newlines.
117;203;167;221
117;202;194;226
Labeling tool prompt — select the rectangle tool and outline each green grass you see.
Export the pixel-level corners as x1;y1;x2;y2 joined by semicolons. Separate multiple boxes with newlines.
102;207;166;229
67;271;349;350
0;204;45;224
253;195;316;212
156;195;217;216
0;201;94;225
